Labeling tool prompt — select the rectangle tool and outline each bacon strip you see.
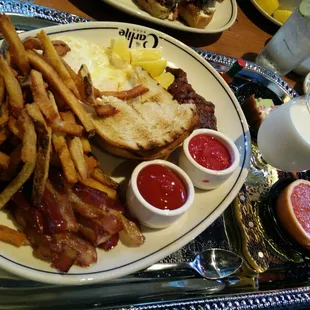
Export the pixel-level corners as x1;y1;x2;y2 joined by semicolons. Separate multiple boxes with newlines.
71;182;124;213
23;37;71;56
100;85;149;100
98;233;119;251
11;190;45;234
45;181;79;232
77;214;123;246
55;232;97;267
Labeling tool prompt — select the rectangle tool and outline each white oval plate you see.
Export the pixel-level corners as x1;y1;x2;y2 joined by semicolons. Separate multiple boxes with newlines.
0;22;250;285
103;0;237;34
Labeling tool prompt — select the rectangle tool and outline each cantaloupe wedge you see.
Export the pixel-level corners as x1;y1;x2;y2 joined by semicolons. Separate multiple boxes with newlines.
276;179;310;249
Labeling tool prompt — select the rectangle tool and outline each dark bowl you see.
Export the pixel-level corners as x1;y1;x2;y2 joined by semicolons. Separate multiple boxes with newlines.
236;83;283;140
260;178;310;260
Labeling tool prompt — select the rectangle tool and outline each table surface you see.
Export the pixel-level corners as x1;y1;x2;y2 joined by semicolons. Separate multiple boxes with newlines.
33;0;304;92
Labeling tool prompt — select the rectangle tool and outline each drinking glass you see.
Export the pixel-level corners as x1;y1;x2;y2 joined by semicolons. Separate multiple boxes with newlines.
257;93;310;172
256;6;310;76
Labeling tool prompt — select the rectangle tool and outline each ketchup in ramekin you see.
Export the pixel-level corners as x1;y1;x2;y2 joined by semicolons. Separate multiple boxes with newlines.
126;160;195;229
137;164;187;211
178;129;240;190
188;134;232;171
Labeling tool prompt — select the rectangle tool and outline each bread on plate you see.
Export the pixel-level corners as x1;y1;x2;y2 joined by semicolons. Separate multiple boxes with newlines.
178;0;216;29
92;66;199;160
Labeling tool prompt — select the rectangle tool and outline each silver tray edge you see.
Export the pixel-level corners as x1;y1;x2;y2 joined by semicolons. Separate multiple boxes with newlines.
0;2;305;310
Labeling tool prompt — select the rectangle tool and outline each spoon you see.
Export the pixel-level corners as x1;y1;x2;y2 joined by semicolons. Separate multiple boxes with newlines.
146;248;243;280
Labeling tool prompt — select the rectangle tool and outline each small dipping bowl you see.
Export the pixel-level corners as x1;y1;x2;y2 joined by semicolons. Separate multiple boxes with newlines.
126;159;195;229
179;129;240;190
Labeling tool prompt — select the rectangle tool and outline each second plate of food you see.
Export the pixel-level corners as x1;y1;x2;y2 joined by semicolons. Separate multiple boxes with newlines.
0;21;250;285
103;0;237;33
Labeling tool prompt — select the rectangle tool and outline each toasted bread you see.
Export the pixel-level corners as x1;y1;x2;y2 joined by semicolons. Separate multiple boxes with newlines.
92;67;199;160
92;97;199;160
134;0;172;19
178;2;214;28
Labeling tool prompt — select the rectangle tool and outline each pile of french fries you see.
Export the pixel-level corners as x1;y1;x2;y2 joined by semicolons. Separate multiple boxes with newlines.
0;15;121;247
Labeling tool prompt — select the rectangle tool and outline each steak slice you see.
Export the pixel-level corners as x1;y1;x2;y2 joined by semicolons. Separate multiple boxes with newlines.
167;67;217;130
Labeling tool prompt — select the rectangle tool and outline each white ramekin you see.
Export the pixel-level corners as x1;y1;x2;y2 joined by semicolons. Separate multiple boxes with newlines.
178;129;240;190
126;159;195;229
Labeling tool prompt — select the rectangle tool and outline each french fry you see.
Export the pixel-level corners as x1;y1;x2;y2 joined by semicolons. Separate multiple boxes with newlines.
0;144;21;182
51;119;84;136
84;154;99;176
52;132;78;184
60;111;75;123
25;102;51;205
62;59;101;99
18;110;37;163
8;116;22;140
0;55;24;115
79;64;96;105
37;30;80;99
68;137;88;180
32;126;51;207
26;50;95;134
0;76;5;104
0;98;9;127
79;177;117;200
81;137;91;153
47;91;60;115
92;167;119;190
52;110;83;136
0;15;30;75
26;103;47;128
0;161;36;209
0;127;10;145
0;152;9;169
30;70;58;121
100;85;149;101
4;50;11;66
0;225;29;247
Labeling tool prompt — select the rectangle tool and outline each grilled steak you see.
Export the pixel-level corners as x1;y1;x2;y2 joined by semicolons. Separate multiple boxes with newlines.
167;67;217;130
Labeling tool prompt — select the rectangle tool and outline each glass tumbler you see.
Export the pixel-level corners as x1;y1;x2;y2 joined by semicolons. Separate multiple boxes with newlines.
256;6;310;76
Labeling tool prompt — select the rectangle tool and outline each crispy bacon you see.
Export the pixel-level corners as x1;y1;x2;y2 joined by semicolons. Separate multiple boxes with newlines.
99;233;119;251
39;187;68;234
100;85;149;100
71;182;124;213
23;37;71;56
69;184;144;246
52;247;78;273
45;181;79;232
11;190;45;234
9;171;143;272
77;214;123;246
55;232;97;267
48;170;66;194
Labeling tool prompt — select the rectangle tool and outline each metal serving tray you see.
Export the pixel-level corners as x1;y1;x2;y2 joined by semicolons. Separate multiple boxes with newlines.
1;1;310;309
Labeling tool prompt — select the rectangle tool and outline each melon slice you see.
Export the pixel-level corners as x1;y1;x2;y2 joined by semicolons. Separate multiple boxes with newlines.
276;179;310;249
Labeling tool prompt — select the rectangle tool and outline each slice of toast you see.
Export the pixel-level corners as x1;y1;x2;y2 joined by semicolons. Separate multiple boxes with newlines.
134;0;172;19
92;67;199;160
178;2;215;28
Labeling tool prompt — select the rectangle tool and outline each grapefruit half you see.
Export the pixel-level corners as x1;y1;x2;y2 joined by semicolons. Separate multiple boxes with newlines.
276;179;310;249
